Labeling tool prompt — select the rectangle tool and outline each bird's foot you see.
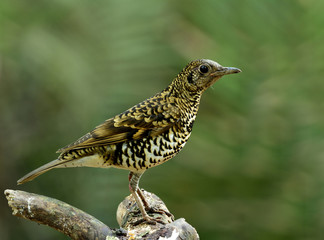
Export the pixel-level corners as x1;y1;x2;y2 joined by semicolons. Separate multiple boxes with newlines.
133;215;166;226
146;206;174;220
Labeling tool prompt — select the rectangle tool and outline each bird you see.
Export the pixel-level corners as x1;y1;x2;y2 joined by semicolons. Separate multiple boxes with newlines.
18;59;241;224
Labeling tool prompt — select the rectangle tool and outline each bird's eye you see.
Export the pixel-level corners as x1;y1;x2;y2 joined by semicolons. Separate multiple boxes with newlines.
199;65;209;74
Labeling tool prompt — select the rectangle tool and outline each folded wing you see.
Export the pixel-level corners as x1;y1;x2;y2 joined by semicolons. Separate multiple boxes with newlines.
57;95;180;152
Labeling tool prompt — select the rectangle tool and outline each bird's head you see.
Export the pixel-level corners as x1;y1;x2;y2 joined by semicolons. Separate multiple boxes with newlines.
175;59;241;94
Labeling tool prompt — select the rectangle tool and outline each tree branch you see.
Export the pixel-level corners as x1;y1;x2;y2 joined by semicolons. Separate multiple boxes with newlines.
4;189;114;239
4;189;199;239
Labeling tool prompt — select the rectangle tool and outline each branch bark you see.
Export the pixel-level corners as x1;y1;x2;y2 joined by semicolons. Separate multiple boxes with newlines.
4;189;114;239
4;189;199;240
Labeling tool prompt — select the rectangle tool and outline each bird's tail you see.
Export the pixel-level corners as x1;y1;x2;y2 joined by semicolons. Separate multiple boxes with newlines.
17;159;65;185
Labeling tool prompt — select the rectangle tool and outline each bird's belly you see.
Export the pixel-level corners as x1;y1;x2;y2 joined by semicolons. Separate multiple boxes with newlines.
113;128;191;171
58;154;111;169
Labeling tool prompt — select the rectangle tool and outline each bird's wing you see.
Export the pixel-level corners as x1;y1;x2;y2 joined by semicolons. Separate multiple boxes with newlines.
57;95;180;152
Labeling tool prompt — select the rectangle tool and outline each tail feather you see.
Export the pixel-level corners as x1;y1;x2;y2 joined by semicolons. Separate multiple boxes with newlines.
17;159;64;185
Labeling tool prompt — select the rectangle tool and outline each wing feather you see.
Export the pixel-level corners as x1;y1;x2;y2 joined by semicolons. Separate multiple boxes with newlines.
57;95;180;153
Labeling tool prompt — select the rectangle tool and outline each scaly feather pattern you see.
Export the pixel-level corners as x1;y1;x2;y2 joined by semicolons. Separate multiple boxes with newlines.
18;59;241;223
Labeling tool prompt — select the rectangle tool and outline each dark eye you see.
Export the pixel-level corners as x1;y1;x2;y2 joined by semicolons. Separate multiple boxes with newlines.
199;64;209;74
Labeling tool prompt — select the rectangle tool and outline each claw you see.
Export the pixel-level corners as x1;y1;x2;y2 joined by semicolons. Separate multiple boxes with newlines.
133;216;158;226
146;206;174;220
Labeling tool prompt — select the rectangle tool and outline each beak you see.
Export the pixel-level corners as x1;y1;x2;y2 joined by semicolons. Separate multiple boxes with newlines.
211;67;241;76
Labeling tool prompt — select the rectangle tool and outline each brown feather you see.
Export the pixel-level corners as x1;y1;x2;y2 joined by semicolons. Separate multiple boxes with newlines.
57;94;180;152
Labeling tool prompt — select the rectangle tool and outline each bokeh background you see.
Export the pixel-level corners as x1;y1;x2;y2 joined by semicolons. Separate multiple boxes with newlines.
1;0;324;239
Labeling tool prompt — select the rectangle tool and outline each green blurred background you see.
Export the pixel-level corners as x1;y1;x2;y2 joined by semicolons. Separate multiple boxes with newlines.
1;0;324;239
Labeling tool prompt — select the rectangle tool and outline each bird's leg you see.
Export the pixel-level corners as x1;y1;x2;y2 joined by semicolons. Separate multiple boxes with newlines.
136;188;150;208
136;187;174;219
128;172;174;224
128;171;157;225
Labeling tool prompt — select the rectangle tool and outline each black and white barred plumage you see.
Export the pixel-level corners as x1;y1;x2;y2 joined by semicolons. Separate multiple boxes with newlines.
18;59;241;223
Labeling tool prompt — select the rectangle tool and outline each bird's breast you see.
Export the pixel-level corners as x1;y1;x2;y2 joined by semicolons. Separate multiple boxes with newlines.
112;120;193;171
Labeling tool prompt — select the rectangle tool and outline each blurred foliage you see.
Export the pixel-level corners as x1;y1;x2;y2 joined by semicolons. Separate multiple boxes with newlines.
1;0;324;239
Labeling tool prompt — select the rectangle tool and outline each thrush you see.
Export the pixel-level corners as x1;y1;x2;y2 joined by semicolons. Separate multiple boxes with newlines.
18;59;241;224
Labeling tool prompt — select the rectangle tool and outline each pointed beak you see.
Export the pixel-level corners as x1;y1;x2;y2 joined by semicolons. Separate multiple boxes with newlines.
211;67;241;76
223;67;241;74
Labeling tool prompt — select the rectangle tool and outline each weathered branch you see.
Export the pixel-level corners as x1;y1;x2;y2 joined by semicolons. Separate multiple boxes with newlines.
5;189;199;239
4;189;114;239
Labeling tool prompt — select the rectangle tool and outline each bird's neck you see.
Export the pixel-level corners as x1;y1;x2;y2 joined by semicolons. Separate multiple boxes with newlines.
166;85;202;115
